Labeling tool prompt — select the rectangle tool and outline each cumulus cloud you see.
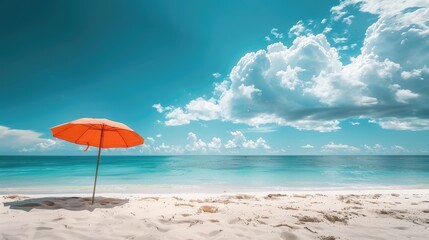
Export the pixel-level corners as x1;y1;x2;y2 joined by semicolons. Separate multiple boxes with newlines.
140;132;271;154
185;132;207;152
0;126;59;153
322;142;360;152
224;131;270;150
155;1;429;132
208;137;222;151
162;97;221;126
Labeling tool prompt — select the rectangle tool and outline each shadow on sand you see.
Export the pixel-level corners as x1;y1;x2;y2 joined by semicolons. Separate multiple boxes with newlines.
3;196;129;212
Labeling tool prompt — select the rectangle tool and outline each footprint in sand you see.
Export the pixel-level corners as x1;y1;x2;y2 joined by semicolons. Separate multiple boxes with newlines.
280;231;299;240
393;226;408;230
51;217;64;222
145;223;170;233
208;229;223;237
36;227;53;230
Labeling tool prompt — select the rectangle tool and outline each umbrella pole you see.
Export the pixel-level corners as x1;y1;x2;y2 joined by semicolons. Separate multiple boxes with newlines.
92;126;104;205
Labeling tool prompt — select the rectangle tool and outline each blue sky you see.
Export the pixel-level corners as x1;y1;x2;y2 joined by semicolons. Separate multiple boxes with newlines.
1;0;428;155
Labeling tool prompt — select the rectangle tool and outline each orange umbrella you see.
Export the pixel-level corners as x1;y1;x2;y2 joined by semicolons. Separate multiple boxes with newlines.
51;118;144;204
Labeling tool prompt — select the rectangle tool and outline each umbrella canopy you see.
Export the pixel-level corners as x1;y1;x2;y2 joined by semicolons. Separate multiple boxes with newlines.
51;118;143;148
51;118;144;204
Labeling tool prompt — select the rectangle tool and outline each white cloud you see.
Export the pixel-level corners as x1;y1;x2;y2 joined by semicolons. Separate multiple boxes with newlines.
140;132;274;154
156;134;162;138
140;140;185;154
337;45;349;51
321;18;327;24
350;121;360;126
238;84;261;98
242;126;277;133
323;27;332;33
347;0;428;17
331;3;348;21
0;126;58;153
288;21;306;38
212;72;221;78
342;15;354;25
224;131;270;150
208;137;222;151
152;103;164;113
391;145;407;152
301;144;315;149
270;28;283;39
185;132;207;152
322;142;360;152
373;118;429;131
401;67;429;80
333;37;348;44
155;1;429;132
266;28;284;41
277;66;304;90
164;97;221;126
395;89;419;103
364;143;387;153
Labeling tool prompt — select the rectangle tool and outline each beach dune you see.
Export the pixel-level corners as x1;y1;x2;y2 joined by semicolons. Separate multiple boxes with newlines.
1;189;429;240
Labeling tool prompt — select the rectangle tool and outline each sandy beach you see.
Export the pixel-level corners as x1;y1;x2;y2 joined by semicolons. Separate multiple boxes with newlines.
1;189;429;240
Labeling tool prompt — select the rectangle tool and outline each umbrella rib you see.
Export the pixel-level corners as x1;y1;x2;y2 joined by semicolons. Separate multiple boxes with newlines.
74;127;92;144
130;131;143;142
117;130;129;148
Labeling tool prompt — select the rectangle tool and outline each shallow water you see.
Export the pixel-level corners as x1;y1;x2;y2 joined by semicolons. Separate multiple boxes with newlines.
1;155;429;193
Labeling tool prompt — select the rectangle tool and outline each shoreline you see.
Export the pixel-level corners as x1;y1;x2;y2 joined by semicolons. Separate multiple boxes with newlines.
1;183;429;195
0;188;429;197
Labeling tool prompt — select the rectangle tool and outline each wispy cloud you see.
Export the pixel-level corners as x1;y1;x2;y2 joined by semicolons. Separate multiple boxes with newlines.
301;144;315;149
0;125;59;153
212;72;221;78
288;21;306;38
322;142;360;152
265;28;284;41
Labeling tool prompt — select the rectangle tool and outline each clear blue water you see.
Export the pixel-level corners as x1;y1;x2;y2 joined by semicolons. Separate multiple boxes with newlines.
0;155;429;193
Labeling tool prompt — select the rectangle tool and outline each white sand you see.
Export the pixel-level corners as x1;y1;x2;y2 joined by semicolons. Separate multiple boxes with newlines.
1;189;429;239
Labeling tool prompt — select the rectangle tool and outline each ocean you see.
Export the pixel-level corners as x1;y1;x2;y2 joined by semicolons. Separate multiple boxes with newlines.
1;155;428;194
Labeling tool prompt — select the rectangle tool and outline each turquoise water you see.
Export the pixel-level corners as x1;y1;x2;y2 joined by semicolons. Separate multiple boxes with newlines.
1;155;429;193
